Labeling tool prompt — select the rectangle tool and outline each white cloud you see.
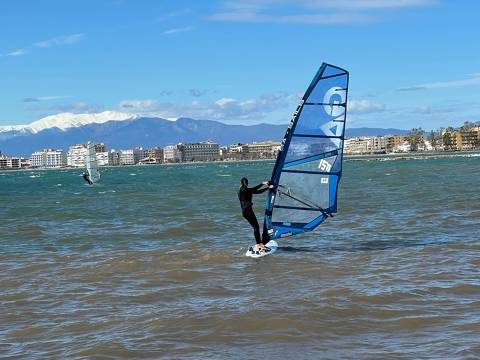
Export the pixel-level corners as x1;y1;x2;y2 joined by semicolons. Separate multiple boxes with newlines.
1;49;29;57
304;0;436;10
34;33;85;48
348;99;385;114
163;26;193;35
208;12;375;24
119;93;291;121
208;0;435;24
397;73;480;91
23;95;72;102
1;33;85;59
27;102;104;114
118;94;386;122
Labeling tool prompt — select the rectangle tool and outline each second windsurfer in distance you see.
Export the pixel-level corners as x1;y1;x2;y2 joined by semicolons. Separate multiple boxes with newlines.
238;177;273;251
83;171;93;185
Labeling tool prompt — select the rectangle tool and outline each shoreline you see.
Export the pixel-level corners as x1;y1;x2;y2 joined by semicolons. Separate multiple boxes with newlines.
1;150;479;173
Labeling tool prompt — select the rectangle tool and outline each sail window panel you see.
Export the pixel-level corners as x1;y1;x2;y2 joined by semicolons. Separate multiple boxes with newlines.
275;171;332;212
306;73;348;106
272;206;323;225
284;136;339;164
293;104;345;137
320;65;347;79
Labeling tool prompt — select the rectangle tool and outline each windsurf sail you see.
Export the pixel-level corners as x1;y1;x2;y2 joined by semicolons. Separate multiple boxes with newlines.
263;63;349;239
86;141;101;183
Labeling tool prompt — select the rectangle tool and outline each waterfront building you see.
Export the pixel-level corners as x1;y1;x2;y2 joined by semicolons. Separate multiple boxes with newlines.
441;130;456;150
366;136;387;153
119;149;135;165
163;144;184;163
182;141;220;161
20;158;30;168
109;150;121;166
386;136;408;152
225;143;248;160
0;156;21;169
94;143;107;153
96;152;110;166
133;147;148;164
396;142;411;152
229;143;246;153
147;146;163;164
31;149;67;168
453;130;480;149
67;144;87;167
344;137;369;154
244;141;281;159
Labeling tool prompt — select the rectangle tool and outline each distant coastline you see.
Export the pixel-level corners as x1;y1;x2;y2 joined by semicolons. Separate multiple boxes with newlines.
2;150;479;174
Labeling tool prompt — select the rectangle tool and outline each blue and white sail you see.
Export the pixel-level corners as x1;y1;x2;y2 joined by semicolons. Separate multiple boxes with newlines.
86;141;101;183
264;63;349;239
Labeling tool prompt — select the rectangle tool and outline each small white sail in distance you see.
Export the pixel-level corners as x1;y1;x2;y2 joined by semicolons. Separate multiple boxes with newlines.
86;141;101;183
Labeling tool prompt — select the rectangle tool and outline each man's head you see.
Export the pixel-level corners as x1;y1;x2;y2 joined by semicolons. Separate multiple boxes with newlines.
241;177;248;187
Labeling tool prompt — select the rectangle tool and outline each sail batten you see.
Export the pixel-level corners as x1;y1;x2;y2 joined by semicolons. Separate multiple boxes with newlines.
263;63;349;240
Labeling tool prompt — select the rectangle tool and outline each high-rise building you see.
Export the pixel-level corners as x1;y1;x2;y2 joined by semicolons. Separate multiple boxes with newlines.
67;144;87;167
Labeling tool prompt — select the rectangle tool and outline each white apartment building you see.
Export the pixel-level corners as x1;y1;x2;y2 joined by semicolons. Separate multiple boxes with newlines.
245;141;281;157
96;152;110;166
0;156;21;169
344;138;369;154
164;144;184;163
366;136;387;152
119;149;135;165
31;149;67;168
67;144;87;167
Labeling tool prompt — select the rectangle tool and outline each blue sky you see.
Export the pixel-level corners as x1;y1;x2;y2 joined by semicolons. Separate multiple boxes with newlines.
1;0;479;130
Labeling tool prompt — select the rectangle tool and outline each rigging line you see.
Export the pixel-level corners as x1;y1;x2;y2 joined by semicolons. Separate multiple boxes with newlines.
277;185;332;217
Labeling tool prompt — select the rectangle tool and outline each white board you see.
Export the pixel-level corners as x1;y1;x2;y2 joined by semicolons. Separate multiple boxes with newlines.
245;240;278;258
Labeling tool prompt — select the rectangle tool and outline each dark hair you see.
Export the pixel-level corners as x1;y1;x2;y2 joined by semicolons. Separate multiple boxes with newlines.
241;177;248;186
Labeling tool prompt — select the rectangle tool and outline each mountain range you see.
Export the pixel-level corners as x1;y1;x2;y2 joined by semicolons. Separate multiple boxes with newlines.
0;112;409;157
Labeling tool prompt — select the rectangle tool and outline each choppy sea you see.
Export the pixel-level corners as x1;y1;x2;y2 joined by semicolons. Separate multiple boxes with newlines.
1;154;479;359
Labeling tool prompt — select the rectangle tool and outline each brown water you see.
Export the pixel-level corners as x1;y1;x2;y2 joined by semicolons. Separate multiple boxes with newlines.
1;156;479;359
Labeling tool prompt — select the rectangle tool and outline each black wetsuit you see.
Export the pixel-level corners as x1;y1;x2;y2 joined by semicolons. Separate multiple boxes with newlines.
238;183;269;244
83;173;93;185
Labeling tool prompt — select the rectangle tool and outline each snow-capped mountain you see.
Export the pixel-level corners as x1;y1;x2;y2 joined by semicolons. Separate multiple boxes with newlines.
0;111;408;157
0;111;138;134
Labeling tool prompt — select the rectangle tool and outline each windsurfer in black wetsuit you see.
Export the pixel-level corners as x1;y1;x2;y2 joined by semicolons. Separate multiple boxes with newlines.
238;177;273;251
83;171;93;185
